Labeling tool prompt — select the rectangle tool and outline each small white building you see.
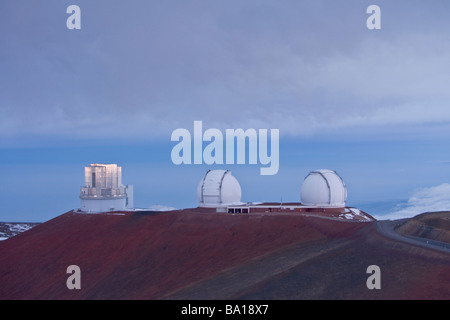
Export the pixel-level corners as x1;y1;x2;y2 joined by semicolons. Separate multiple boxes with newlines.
300;169;347;207
197;169;242;210
80;163;133;213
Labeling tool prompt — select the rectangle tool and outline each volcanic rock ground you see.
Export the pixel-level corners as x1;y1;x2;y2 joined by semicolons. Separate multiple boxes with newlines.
0;209;449;300
395;211;450;244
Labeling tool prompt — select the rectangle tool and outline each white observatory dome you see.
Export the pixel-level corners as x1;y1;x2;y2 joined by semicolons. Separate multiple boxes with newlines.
197;170;242;208
300;169;347;207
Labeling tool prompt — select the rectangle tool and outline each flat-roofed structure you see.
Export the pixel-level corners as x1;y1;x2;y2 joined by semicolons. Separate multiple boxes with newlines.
80;164;133;213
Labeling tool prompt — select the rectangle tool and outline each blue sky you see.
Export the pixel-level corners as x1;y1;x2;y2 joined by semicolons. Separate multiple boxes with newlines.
2;1;450;221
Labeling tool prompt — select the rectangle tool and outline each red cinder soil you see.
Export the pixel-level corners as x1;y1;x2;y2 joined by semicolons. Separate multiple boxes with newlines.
0;209;448;299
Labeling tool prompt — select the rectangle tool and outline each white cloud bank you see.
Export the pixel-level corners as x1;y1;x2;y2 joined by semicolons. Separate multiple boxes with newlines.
381;183;450;220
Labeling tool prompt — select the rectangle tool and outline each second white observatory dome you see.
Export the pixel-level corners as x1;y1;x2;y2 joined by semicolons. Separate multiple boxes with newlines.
197;170;242;207
300;169;347;207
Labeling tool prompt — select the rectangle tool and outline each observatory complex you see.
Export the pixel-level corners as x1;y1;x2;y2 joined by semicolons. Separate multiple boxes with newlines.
195;168;349;213
77;164;372;220
80;164;133;213
197;169;371;220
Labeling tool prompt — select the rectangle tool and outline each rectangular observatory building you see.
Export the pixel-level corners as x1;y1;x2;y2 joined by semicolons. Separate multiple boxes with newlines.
80;164;133;212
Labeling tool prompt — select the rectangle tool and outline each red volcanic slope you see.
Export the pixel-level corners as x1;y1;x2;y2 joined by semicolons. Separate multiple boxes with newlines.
0;209;449;300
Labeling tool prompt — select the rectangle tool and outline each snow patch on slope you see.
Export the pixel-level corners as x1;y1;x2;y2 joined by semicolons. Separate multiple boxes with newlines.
0;223;38;241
